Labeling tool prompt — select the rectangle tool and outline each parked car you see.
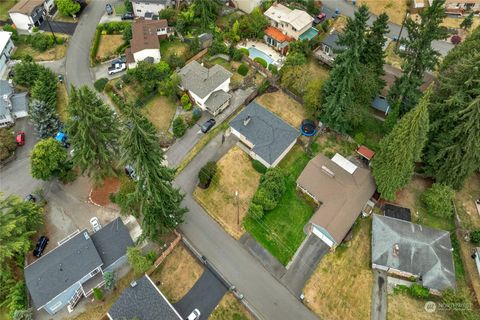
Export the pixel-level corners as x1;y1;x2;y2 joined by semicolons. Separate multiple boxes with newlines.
8;70;14;78
108;62;126;75
111;56;126;65
200;119;216;133
90;217;102;232
58;74;63;83
105;3;113;15
24;194;37;202
313;12;327;25
121;12;134;20
124;165;138;180
16;131;25;146
33;236;49;258
186;309;201;320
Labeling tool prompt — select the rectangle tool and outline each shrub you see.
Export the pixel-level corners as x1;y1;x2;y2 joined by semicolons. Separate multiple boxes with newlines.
252;188;277;211
248;203;264;220
239;48;249;56
261;168;286;201
192;107;202;122
321;20;330;33
12;309;33;320
268;64;278;74
252;160;267;174
237;63;249;76
231;48;244;61
354;132;366;145
181;93;192;110
258;79;270;94
94;78;108;92
103;271;116;291
409;284;430;299
0;128;17;162
421;183;455;218
121;72;133;84
198;161;217;188
127;247;152;275
254;57;268;68
91;27;102;64
146;251;157;263
4;281;27;318
92;288;103;301
471;230;480;244
2;25;18;40
32;27;39;33
451;35;462;45
172;117;187;137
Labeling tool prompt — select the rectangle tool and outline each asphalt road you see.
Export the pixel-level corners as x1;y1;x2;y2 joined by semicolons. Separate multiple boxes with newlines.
321;0;454;56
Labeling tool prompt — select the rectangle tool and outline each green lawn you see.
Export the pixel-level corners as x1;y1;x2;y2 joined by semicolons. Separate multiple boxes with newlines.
0;0;16;21
244;145;315;265
160;39;190;61
114;3;127;15
349;111;387;151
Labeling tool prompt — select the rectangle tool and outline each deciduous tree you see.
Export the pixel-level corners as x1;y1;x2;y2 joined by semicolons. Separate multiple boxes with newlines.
30;138;68;180
65;86;119;183
371;89;430;200
193;0;221;31
0;128;16;162
55;0;81;17
460;12;474;30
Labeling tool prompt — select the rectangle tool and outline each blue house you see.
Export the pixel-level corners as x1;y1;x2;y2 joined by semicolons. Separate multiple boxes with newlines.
24;218;134;315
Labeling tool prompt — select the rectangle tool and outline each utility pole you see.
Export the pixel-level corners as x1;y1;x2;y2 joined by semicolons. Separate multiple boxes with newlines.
396;9;410;49
43;9;57;44
235;191;240;230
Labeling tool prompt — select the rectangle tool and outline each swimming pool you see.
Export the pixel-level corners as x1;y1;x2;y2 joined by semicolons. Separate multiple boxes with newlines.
248;47;274;66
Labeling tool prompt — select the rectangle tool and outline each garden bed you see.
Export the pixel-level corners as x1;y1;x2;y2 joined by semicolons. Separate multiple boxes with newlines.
243;145;315;265
194;147;261;239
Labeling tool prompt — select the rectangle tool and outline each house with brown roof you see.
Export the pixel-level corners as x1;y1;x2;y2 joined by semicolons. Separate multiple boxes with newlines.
296;153;376;248
125;18;173;69
8;0;55;31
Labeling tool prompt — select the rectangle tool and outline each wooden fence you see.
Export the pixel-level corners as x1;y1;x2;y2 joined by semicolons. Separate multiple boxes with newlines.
146;230;182;274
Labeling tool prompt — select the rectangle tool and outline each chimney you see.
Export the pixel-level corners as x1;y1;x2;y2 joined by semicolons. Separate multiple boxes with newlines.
130;281;137;288
321;165;335;178
243;115;251;126
392;244;400;257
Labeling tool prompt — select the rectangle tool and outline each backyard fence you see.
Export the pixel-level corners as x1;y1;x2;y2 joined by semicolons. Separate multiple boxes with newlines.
208;53;231;62
146;230;182;274
186;48;208;64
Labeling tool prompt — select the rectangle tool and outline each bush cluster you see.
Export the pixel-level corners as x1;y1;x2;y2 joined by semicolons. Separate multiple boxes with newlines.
198;161;217;188
248;168;286;219
19;33;60;52
471;230;480;244
394;284;430;299
268;64;278;75
94;78;109;92
172;117;187;137
421;183;455;218
254;57;268;68
237;63;249;76
252;160;267;174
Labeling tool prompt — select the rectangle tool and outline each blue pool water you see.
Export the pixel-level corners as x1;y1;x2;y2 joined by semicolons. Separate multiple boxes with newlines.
248;47;274;66
299;27;319;41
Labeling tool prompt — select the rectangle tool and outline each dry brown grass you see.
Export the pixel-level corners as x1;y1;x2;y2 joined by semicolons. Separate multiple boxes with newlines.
331;15;349;32
307;58;330;82
56;83;68;122
209;293;254;320
358;0;408;25
149;244;203;303
97;35;124;59
455;173;480;230
442;16;480;32
304;218;373;320
388;294;449;320
255;91;306;128
385;42;403;70
140;95;177;132
194;147;261;239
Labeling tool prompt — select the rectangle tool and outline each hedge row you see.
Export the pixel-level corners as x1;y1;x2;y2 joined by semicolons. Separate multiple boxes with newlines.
254;57;268;68
90;27;102;65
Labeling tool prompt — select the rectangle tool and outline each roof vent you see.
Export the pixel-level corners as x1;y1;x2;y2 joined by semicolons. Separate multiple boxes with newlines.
243;115;251;126
392;243;400;257
321;165;335;178
84;232;89;240
130;281;137;288
59;263;63;272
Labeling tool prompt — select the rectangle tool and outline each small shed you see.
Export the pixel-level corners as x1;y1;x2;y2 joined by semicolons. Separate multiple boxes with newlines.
356;145;375;161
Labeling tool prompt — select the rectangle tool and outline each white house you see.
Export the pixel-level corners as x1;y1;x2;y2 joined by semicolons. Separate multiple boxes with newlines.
178;61;233;116
231;0;263;13
8;0;55;32
264;3;313;40
132;0;174;19
0;31;15;77
125;19;172;69
0;80;28;128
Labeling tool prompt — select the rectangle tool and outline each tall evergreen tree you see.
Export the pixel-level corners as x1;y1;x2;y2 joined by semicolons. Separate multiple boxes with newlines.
320;5;370;133
29;100;62;139
193;0;221;31
387;0;447;119
372;89;431;200
424;32;480;189
65;86;119;183
30;69;57;109
460;12;474;30
361;12;389;77
120;105;187;240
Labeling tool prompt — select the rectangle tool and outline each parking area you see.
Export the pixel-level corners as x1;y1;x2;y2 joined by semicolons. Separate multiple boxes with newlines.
93;60;127;81
174;268;228;319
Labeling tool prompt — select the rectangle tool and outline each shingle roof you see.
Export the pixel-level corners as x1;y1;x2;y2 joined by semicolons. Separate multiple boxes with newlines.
372;215;456;291
322;31;345;51
204;90;231;113
264;3;312;31
130;19;167;53
108;275;182;320
229;102;299;166
297;154;376;244
8;0;44;14
90;218;134;268
178;61;232;99
24;230;103;308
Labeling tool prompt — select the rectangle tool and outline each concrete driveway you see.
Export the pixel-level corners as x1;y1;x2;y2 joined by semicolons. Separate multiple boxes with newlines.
174;269;228;319
93;61;126;81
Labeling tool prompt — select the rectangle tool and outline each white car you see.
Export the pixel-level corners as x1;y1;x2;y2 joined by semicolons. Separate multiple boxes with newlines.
108;62;126;75
90;217;102;232
186;309;201;320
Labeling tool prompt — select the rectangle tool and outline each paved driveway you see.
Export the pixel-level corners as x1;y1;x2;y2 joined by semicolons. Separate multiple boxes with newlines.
40;20;77;35
174;269;228;319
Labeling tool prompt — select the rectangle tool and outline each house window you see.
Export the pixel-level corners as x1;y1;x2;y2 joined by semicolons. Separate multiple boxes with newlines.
137;9;141;12
89;269;100;277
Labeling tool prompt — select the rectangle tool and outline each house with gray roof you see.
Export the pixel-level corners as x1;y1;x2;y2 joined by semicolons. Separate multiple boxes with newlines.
24;217;134;315
229;101;299;168
107;275;182;320
132;0;174;19
372;215;456;292
313;31;345;67
178;60;232;116
0;80;28;128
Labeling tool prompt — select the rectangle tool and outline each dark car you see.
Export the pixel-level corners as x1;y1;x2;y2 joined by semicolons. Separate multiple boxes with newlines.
8;70;14;78
105;3;113;15
58;74;63;83
124;165;138;180
313;12;327;25
200;118;216;133
33;236;49;258
121;12;134;20
24;194;37;202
